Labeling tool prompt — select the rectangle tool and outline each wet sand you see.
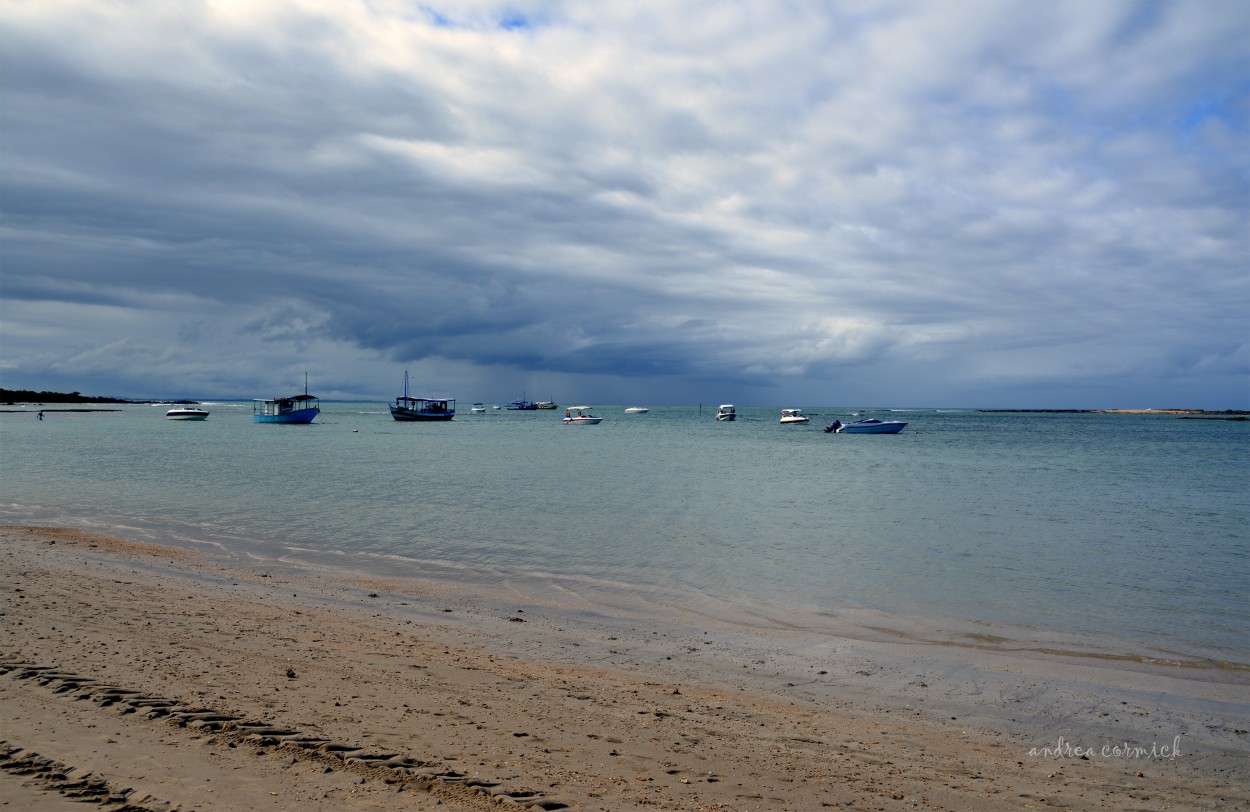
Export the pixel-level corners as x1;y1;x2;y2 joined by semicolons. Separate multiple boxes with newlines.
2;525;1246;810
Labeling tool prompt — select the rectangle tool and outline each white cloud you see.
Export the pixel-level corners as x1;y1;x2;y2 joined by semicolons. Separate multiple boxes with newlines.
1;0;1246;407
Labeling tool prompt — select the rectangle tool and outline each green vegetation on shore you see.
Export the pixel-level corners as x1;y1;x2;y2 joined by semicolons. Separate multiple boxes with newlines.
0;389;194;405
1;389;135;404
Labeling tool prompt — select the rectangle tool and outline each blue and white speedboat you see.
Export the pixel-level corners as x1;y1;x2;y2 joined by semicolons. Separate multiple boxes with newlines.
827;417;907;434
254;375;319;424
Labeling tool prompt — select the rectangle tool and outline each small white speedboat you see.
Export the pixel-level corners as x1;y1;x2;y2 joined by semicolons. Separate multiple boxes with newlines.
166;406;209;420
470;403;487;414
624;406;649;413
829;418;907;434
779;408;810;424
563;406;603;425
715;404;736;421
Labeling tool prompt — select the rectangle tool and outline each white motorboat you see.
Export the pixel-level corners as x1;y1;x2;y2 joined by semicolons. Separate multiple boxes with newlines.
470;403;487;414
624;406;649;414
779;408;810;424
166;406;209;420
715;404;736;421
828;418;908;434
563;406;603;425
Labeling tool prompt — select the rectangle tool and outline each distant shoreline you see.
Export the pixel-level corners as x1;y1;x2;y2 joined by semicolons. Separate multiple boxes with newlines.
0;388;196;406
2;390;1246;415
979;408;1249;416
0;408;123;414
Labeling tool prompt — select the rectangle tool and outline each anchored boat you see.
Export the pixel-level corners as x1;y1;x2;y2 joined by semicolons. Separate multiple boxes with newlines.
390;370;454;421
165;406;209;420
779;408;810;424
827;418;908;434
563;406;603;425
254;375;319;424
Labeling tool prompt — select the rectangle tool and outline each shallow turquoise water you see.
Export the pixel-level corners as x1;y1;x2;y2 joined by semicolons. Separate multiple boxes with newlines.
2;403;1247;662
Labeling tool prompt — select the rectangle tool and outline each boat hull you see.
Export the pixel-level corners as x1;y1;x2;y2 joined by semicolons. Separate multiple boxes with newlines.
838;420;907;434
254;384;319;424
253;408;319;424
166;409;209;420
390;407;454;421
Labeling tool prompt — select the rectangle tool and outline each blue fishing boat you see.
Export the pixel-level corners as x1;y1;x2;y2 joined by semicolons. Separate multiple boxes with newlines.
390;370;454;421
506;397;537;410
254;374;319;424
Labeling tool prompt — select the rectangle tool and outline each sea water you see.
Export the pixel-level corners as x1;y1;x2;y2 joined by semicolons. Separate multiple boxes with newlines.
2;403;1246;664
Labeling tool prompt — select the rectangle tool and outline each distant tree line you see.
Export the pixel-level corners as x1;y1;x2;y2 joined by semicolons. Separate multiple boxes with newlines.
0;389;136;404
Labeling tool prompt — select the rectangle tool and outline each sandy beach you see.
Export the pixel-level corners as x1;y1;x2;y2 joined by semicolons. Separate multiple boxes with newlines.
2;526;1246;810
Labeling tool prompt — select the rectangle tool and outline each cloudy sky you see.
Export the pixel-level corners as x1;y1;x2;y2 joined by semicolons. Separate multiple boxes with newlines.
2;0;1246;408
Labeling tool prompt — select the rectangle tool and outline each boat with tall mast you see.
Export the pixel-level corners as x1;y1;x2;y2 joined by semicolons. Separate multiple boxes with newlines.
253;374;319;424
390;370;455;421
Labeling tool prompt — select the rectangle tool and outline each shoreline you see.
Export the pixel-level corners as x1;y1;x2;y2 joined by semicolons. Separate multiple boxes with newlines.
8;509;1245;669
977;408;1249;415
2;525;1246;810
